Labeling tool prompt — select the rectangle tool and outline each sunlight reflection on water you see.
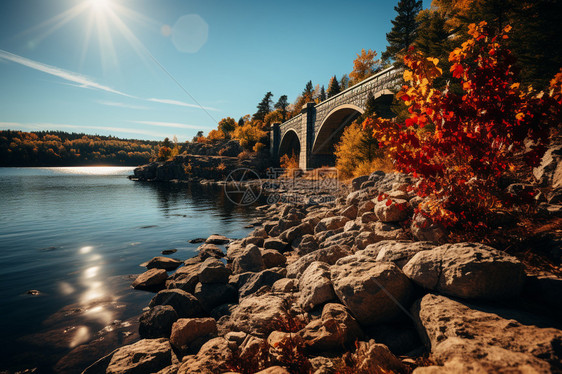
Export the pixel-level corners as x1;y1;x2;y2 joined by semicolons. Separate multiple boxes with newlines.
46;166;134;175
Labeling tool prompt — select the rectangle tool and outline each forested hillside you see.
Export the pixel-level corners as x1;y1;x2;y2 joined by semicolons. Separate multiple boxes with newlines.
0;130;160;166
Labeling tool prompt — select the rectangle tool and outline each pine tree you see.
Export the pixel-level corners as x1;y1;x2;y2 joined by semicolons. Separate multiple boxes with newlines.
237;117;245;128
327;76;341;98
253;92;273;122
340;74;350;90
274;95;289;121
302;81;314;102
382;0;423;63
319;86;327;102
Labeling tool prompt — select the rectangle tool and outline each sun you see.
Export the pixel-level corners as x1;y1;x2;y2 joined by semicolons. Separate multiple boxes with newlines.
89;0;112;12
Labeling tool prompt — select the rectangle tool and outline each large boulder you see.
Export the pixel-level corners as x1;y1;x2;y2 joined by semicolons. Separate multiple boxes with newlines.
170;318;218;349
299;303;363;352
132;268;168;289
402;242;525;299
106;338;176;374
412;293;562;373
356;240;436;268
149;289;204;318
145;257;182;271
232;244;265;274
229;294;288;337
298;261;336;311
330;256;413;325
198;257;230;284
139;305;178;339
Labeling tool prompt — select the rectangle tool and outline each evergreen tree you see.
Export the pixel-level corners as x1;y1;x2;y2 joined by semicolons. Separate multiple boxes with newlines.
302;81;314;102
253;92;273;122
382;0;423;63
274;95;289;121
340;74;350;90
319;85;327;102
327;76;341;98
237;117;245;128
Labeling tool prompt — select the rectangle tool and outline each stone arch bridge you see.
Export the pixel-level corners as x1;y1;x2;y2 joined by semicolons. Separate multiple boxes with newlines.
270;66;402;169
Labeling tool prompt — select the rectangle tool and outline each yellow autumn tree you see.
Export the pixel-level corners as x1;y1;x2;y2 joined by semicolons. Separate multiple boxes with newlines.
350;49;380;85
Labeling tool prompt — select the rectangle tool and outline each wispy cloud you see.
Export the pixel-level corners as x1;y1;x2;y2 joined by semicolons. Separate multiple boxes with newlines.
0;49;222;115
0;49;133;98
0;121;180;138
147;98;220;112
132;120;210;130
98;100;148;110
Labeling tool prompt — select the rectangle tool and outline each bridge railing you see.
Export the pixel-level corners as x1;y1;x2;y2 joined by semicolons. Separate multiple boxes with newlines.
313;65;402;112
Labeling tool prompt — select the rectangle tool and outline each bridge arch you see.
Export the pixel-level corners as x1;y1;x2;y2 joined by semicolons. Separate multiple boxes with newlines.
278;129;301;160
310;104;364;167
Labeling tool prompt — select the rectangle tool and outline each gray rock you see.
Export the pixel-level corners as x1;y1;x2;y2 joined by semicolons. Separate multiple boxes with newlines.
403;242;525;299
261;249;287;268
145;256;182;271
194;282;238;312
331;256;413;325
374;198;410;222
149;289;204;318
534;144;562;186
139;305;178;339
170;318;218;349
229;294;288;337
314;216;350;234
232;244;265;274
198;258;230;284
205;234;230;244
132;269;168;289
300;303;363;352
412;293;562;373
298;261;336;311
106;338;175;374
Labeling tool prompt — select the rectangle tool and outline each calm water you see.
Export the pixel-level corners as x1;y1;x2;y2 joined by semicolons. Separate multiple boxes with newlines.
0;167;261;373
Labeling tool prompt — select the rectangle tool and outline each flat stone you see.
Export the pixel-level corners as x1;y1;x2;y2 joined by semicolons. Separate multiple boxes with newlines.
132;268;168;289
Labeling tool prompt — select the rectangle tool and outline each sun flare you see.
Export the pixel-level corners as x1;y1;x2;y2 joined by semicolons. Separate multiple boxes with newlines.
89;0;111;11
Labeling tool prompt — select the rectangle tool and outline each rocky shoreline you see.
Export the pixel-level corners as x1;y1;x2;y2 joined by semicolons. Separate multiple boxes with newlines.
82;166;562;374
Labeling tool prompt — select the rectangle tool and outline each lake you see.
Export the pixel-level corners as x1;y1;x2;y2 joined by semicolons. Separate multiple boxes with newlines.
0;167;261;373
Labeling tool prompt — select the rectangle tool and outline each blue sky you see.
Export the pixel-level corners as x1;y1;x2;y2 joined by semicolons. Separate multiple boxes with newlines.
0;0;431;141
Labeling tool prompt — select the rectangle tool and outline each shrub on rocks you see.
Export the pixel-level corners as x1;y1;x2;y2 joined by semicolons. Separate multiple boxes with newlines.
298;261;336;311
139;305;178;339
330;256;413;325
402;242;525;299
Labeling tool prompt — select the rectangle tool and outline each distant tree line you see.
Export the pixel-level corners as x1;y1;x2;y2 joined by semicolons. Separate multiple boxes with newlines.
0;130;160;166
